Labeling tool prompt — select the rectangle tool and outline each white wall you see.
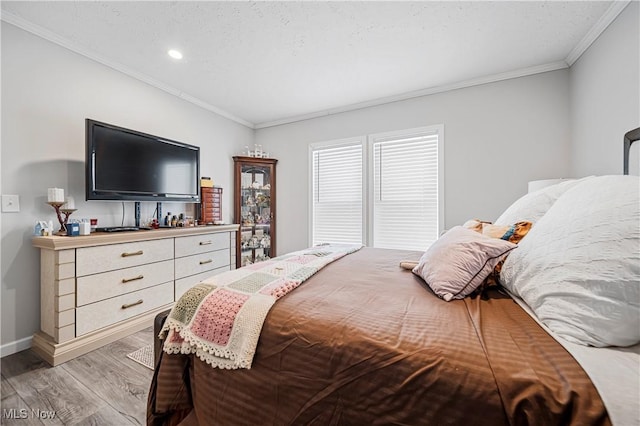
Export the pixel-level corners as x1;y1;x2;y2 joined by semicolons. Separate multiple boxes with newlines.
256;70;572;255
570;2;640;176
1;23;253;351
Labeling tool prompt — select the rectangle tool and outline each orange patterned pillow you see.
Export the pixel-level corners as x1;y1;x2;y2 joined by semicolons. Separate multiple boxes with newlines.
482;221;532;244
475;221;533;292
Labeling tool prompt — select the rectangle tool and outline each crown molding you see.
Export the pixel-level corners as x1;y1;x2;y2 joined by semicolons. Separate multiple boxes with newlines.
1;10;255;129
254;61;569;129
565;0;631;66
3;1;628;132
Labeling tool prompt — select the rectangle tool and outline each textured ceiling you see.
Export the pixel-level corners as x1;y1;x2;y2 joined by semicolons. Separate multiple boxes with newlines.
1;1;619;128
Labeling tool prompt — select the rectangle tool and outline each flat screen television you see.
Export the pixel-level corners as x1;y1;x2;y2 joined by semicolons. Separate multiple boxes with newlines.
86;119;200;202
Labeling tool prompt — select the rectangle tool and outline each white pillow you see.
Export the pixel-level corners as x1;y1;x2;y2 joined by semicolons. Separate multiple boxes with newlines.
494;177;589;225
412;226;516;301
501;175;640;347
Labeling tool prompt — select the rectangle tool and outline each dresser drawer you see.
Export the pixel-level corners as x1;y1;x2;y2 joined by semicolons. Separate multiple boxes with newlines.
76;260;174;306
175;249;230;279
76;238;173;276
202;207;221;214
174;265;230;300
175;232;230;258
76;281;173;336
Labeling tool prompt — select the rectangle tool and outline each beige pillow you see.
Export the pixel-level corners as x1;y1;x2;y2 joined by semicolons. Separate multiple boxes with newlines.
412;226;516;301
462;219;490;233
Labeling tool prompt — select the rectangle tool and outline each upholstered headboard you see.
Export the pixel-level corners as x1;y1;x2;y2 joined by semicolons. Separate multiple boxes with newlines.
623;127;640;175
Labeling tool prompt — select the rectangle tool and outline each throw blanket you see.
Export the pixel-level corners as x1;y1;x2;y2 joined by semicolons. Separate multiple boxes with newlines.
161;244;361;369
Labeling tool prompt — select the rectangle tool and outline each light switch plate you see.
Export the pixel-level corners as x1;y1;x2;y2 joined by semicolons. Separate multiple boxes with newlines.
2;194;20;212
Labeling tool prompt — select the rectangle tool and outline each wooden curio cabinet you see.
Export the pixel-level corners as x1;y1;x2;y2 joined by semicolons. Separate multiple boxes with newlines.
233;156;277;268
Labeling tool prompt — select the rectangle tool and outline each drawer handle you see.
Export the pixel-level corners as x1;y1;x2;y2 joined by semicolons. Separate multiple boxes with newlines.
199;241;212;246
121;250;143;257
122;275;144;283
121;299;143;309
200;259;213;265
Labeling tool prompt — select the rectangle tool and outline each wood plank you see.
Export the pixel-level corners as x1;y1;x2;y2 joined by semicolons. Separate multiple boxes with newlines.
2;326;156;425
1;373;46;426
1;371;17;398
71;405;139;425
127;327;156;351
61;328;154;425
61;353;152;426
1;351;106;425
0;396;45;425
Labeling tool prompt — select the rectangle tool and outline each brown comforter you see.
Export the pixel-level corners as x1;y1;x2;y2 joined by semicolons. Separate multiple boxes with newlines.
148;248;609;426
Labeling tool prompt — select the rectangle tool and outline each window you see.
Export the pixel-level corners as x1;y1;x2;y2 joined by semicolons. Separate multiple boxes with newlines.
310;139;364;245
370;127;441;250
310;125;443;250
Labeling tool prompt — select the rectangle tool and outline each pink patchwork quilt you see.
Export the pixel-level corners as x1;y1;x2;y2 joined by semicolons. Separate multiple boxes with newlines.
161;244;362;369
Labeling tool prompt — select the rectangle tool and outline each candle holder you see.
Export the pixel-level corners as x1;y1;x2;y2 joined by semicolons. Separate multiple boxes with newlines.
47;202;77;235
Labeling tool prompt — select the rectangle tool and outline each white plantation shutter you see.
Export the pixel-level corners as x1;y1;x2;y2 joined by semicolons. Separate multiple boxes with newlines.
312;143;363;245
371;128;440;250
309;126;442;250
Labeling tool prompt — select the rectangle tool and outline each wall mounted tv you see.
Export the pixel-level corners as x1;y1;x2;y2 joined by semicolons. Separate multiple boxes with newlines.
86;119;200;202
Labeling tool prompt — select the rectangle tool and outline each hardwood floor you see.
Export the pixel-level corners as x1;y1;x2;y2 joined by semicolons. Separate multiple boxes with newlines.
1;327;154;425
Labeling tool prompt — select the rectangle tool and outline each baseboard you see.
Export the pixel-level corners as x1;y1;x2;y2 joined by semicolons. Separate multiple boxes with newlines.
1;335;33;358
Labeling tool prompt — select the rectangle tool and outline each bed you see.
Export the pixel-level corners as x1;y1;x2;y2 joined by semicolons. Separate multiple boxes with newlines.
147;129;639;426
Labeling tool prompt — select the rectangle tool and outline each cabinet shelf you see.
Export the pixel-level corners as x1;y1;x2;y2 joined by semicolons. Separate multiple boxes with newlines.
241;187;271;192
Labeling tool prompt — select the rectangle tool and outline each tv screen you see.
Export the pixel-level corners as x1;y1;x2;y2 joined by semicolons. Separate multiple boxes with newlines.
86;119;200;202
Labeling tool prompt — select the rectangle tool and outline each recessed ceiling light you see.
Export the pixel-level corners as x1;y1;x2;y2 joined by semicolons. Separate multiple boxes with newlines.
168;49;183;60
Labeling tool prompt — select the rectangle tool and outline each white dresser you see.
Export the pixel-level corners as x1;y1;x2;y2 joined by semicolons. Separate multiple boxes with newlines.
32;225;238;365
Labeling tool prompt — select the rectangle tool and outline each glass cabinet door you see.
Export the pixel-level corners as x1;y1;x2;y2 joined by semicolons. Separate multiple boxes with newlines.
233;156;277;268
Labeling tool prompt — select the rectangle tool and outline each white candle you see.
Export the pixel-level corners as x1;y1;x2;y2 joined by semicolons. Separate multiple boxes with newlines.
47;188;65;203
64;196;75;210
